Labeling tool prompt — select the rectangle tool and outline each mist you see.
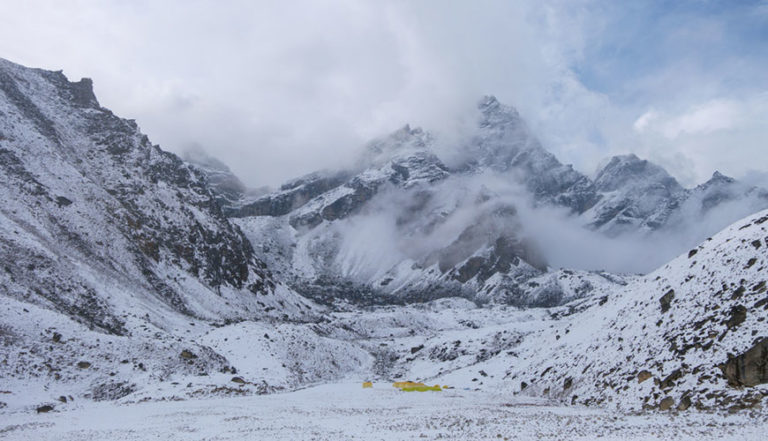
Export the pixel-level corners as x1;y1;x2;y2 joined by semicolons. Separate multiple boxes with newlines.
518;195;767;275
309;161;767;278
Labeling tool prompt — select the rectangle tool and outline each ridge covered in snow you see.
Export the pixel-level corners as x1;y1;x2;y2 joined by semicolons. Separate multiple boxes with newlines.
219;95;768;306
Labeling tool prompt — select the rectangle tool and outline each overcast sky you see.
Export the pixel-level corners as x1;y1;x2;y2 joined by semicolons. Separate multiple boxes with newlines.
1;0;767;187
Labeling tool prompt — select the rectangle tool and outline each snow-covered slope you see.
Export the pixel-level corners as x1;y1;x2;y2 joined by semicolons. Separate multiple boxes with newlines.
378;209;766;412
0;58;332;407
301;210;767;412
502;208;768;411
0;58;319;323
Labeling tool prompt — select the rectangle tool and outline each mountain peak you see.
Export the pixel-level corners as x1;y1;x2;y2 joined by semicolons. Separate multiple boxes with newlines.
0;57;100;109
607;153;641;166
477;95;522;129
594;154;681;193
478;94;500;109
362;124;432;166
708;170;735;184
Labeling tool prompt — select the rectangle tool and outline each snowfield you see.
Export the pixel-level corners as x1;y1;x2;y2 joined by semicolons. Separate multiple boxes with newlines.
2;382;766;441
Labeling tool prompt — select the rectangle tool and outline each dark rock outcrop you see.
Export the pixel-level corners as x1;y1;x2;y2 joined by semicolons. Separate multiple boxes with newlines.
720;338;768;387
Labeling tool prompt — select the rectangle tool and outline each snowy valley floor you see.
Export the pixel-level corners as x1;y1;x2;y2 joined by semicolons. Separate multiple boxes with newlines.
1;382;766;441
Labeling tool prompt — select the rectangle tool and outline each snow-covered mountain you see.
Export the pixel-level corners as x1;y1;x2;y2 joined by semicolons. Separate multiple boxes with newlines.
0;58;320;325
221;96;767;306
229;123;623;307
0;58;333;405
585;154;768;235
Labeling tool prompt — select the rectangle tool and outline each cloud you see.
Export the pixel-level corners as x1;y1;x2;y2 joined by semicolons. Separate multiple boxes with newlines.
627;93;768;185
632;109;658;133
635;100;742;139
0;0;766;189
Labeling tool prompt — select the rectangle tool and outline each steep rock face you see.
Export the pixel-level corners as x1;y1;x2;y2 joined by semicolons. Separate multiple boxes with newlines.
235;170;351;218
181;148;254;211
0;58;315;330
465;96;599;213
720;337;768;388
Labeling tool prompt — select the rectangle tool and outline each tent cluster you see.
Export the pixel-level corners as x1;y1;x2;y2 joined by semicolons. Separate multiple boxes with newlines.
361;381;449;392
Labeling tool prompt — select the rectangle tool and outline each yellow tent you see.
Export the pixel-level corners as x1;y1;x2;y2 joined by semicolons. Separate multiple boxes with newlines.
393;381;424;388
392;381;441;392
401;384;442;392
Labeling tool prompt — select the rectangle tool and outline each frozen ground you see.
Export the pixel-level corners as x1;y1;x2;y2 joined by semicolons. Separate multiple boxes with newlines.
1;382;766;441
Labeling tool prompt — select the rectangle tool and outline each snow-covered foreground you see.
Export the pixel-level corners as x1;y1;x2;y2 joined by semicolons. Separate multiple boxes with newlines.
2;382;766;441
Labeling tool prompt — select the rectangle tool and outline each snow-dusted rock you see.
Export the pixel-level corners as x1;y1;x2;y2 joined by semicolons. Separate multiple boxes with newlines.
0;57;323;407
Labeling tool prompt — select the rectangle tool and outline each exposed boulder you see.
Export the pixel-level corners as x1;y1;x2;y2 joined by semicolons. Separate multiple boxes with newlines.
720;338;768;387
659;289;675;313
658;397;675;411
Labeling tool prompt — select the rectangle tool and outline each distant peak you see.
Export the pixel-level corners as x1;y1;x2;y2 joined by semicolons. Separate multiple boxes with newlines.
477;95;522;128
610;153;641;164
594;153;681;193
704;170;735;185
597;154;647;173
386;124;426;144
478;95;500;109
710;170;733;181
362;124;432;166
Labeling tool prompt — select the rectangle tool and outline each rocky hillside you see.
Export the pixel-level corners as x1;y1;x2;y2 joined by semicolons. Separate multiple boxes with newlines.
0;58;328;406
501;208;768;411
0;57;318;325
325;210;767;413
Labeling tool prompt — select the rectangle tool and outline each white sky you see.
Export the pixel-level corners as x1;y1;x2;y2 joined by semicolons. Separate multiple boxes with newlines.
1;0;767;188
